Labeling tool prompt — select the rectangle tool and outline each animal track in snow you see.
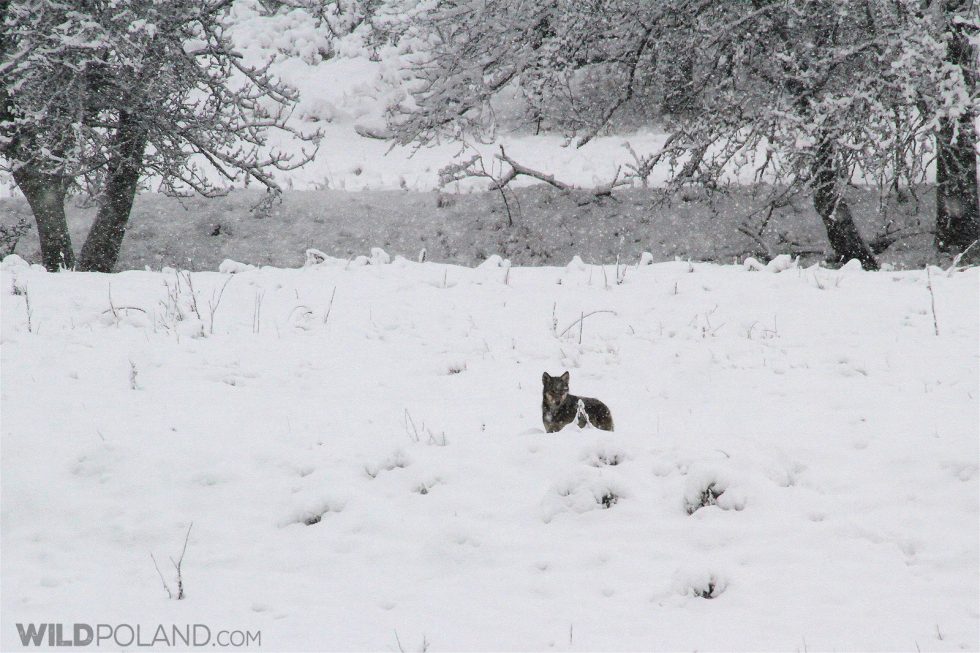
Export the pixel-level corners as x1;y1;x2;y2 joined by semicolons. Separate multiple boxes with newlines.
683;467;746;515
364;450;411;478
541;476;627;522
581;443;629;467
281;499;345;527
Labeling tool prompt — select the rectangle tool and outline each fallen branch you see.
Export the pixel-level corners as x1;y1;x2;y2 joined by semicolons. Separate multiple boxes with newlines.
493;146;570;191
736;224;775;261
443;146;629;200
439;150;518;225
736;223;824;261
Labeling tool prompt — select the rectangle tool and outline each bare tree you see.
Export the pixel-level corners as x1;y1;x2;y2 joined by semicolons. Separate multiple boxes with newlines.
389;0;977;268
1;0;319;272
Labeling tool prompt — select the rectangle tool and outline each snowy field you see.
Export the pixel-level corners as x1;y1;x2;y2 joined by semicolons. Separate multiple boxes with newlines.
2;253;977;651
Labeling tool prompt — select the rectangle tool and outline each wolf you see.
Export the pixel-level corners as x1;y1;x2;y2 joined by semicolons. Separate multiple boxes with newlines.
541;371;614;433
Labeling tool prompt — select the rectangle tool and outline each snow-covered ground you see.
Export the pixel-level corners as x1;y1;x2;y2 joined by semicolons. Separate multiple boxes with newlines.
2;253;977;651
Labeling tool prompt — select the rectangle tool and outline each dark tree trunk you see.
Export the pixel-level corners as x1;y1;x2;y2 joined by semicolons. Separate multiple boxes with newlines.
811;140;879;270
936;119;980;253
11;166;75;271
78;112;148;272
935;0;979;255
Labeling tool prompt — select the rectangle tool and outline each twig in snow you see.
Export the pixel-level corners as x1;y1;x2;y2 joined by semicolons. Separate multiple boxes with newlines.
101;306;147;315
404;409;421;443
323;286;337;325
615;254;628;285
150;522;193;601
392;630;430;653
108;284;118;323
151;553;173;600
169;522;193;600
926;267;939;336
558;310;618;338
21;284;33;333
178;271;202;321
760;315;780;339
252;291;265;334
207;276;234;335
404;409;448;446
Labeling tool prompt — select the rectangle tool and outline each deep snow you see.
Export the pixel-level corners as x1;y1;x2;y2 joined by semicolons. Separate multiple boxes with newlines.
1;253;977;651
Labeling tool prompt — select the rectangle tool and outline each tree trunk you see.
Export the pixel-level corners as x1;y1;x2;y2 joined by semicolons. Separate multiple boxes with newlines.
77;112;148;272
11;165;75;271
811;140;879;270
935;0;979;255
936;119;980;254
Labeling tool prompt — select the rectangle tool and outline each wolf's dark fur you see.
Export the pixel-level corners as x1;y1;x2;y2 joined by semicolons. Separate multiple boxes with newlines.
541;371;614;433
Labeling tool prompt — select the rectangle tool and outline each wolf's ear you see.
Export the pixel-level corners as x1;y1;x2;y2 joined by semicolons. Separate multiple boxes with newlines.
560;371;569;383
542;372;550;384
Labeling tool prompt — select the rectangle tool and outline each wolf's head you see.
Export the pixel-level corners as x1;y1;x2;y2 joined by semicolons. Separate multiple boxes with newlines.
542;371;570;407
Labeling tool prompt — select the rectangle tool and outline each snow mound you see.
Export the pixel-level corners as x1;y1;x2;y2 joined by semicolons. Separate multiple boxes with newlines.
766;253;798;272
477;254;511;269
1;254;29;270
370;247;391;265
743;254;799;273
304;248;332;267
218;258;256;274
